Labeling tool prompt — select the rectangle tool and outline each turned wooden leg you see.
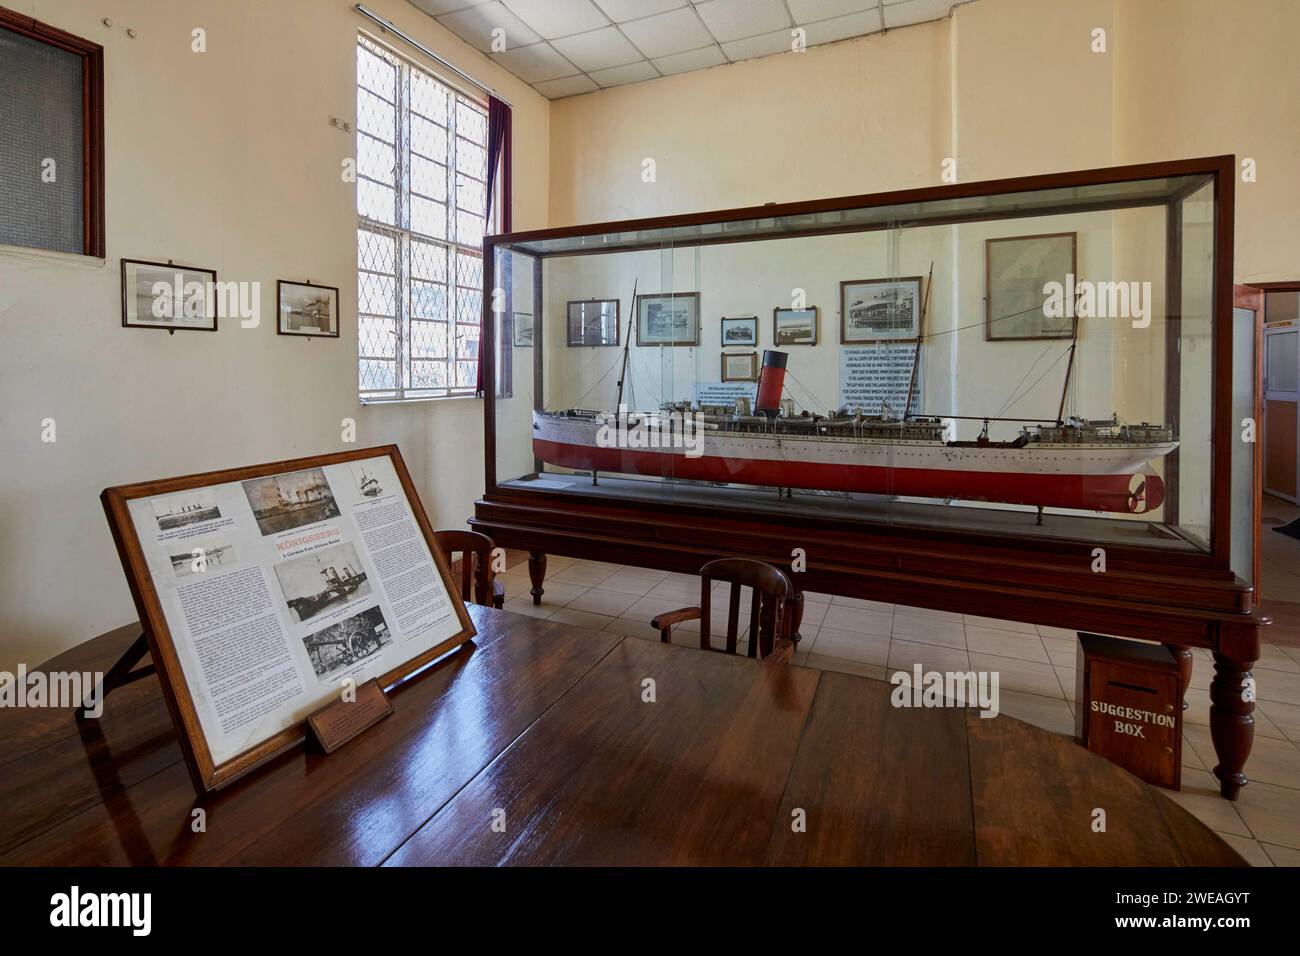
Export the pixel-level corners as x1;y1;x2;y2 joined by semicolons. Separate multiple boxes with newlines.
787;591;805;647
1164;643;1194;711
528;552;547;606
1209;651;1256;800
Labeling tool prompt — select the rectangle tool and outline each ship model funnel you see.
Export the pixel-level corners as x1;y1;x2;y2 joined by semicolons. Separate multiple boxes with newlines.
755;350;788;418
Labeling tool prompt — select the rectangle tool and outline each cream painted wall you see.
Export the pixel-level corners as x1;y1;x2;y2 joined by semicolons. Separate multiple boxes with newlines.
0;0;548;671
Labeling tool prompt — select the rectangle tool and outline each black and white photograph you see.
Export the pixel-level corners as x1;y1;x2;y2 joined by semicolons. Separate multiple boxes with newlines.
352;461;385;499
242;467;340;536
150;490;222;531
773;307;818;345
167;536;236;578
121;258;218;331
985;232;1078;340
302;605;391;680
840;277;923;343
635;292;700;346
274;541;371;623
277;280;340;337
566;299;619;346
513;311;534;347
720;315;757;346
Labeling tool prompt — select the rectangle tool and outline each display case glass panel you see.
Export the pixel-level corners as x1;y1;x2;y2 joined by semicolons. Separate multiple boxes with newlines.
487;161;1241;567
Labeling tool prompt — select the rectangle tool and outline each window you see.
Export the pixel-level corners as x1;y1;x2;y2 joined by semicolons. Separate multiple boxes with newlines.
0;7;104;257
356;35;493;402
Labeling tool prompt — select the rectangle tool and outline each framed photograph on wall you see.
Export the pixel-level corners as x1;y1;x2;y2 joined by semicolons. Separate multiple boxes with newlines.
773;307;818;346
100;446;475;794
840;277;923;343
513;312;534;347
635;292;700;346
277;280;340;338
985;232;1077;340
721;351;758;382
721;316;758;346
567;299;619;347
121;258;218;331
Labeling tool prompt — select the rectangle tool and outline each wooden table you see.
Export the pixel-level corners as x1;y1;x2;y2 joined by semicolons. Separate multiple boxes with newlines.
0;606;1242;866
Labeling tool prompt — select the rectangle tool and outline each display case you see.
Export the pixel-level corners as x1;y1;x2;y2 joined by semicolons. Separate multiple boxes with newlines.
475;156;1263;798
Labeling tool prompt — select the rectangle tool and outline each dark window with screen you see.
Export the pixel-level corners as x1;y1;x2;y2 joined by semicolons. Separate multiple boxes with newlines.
0;7;104;256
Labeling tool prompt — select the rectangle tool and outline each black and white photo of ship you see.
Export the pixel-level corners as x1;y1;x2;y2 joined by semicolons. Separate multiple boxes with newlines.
242;467;340;535
274;541;371;623
151;491;222;531
168;537;235;577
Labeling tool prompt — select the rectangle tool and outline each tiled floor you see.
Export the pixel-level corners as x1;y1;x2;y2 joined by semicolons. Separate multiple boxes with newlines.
498;550;1300;867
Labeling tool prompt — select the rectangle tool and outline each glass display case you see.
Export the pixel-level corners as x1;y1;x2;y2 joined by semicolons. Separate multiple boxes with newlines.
483;156;1250;587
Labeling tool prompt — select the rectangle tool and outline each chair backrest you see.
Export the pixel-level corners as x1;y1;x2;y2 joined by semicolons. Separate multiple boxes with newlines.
697;558;794;661
434;529;496;607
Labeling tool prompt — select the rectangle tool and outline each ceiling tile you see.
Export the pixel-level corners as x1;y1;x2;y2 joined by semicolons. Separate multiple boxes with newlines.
695;0;791;43
589;60;661;87
803;9;882;44
621;7;713;58
533;74;601;98
551;26;644;71
652;44;726;76
435;1;540;52
593;0;687;23
882;0;954;29
409;0;491;16
787;0;880;23
719;28;796;62
489;42;578;82
500;0;610;39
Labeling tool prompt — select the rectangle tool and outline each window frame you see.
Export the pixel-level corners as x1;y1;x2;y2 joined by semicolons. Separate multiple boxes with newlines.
0;5;105;258
355;33;497;404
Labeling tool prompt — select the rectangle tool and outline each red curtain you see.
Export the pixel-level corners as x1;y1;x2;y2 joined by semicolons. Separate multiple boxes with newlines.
477;96;511;397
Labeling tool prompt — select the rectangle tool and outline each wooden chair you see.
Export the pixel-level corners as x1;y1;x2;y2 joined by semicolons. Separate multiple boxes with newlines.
650;558;797;664
435;530;504;609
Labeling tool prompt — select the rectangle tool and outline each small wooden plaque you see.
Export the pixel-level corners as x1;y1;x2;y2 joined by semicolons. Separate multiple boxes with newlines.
306;679;393;754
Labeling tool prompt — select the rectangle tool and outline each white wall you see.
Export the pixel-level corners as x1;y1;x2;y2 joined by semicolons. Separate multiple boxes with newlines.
0;0;548;671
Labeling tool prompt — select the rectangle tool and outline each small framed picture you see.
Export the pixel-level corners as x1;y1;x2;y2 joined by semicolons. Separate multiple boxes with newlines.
985;232;1077;341
773;307;818;346
567;299;619;346
840;277;923;343
513;312;534;348
121;258;218;331
721;351;758;382
720;316;757;346
278;280;340;338
636;292;700;346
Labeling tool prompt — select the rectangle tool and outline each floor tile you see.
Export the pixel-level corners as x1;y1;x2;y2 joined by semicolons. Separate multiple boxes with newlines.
646;578;701;603
995;689;1075;736
501;597;554;620
804;626;890;666
969;651;1063;699
830;595;893;612
549;563;619;587
567;587;641;617
603;616;662;642
820;604;893;637
1158;770;1251;839
1258;699;1300;742
804;655;888;682
1182;735;1205;771
888;640;970;674
1262;842;1300;866
891;612;966;649
1233;778;1300;849
1256;668;1300;706
546;607;615;631
598;568;670;596
1038;625;1078;641
1054;667;1078;700
1042;636;1078;668
1214;832;1272;866
1258;643;1300;673
965;615;1037;634
893;604;962;622
1185;724;1300;789
965;625;1049;663
527;580;590;608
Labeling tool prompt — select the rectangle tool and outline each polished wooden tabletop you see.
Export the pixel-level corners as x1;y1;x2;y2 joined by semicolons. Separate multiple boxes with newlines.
0;606;1242;866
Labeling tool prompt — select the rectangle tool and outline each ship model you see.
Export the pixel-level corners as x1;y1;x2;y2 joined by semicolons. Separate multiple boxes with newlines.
532;278;1177;516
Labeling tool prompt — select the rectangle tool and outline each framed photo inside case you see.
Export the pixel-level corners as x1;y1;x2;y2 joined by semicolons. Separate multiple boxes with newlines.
121;258;218;331
773;307;818;346
721;351;758;382
100;446;475;793
635;292;700;346
567;299;619;346
721;316;757;346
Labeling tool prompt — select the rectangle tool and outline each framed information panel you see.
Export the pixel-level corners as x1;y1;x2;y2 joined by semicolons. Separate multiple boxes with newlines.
101;446;475;793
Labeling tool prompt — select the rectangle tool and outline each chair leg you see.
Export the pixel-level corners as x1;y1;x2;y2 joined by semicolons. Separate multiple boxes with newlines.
493;594;504;609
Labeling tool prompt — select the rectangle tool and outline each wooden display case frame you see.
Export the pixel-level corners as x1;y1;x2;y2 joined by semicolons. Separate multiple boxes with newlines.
474;155;1265;799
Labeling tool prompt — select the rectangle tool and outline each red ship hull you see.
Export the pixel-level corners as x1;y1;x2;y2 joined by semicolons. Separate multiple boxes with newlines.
534;438;1165;514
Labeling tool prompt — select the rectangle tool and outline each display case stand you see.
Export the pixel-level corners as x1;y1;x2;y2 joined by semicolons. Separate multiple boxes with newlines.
77;632;154;720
